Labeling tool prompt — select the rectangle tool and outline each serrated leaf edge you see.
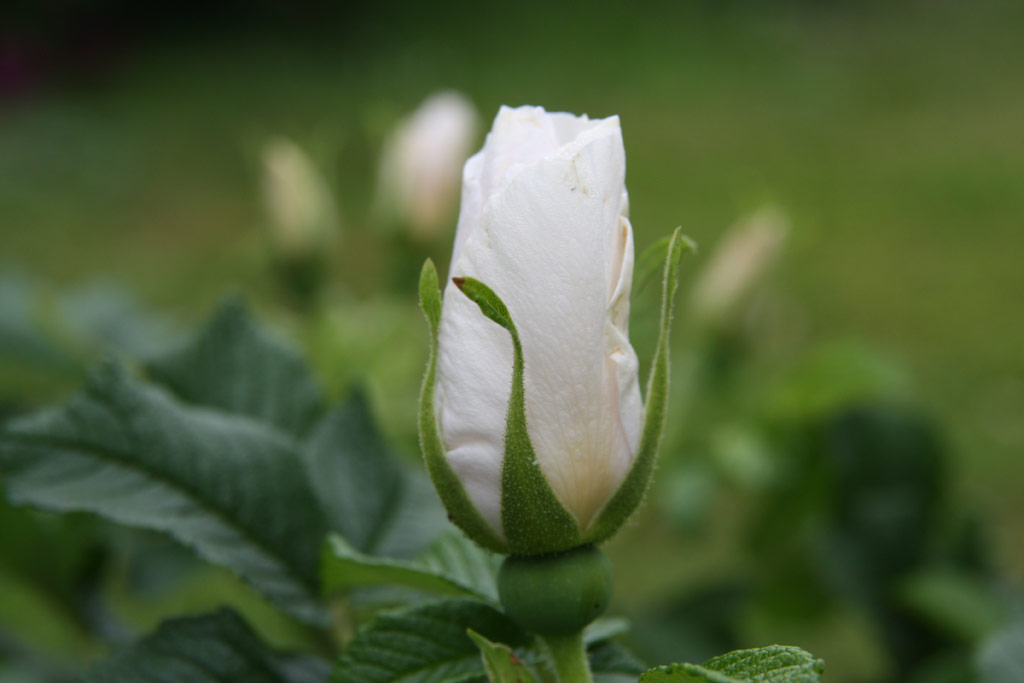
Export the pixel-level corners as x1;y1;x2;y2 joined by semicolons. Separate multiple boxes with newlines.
320;533;494;602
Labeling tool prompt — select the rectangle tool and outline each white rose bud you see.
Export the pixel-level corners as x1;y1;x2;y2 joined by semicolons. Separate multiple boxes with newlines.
376;91;479;239
418;106;692;555
262;137;339;258
690;206;789;325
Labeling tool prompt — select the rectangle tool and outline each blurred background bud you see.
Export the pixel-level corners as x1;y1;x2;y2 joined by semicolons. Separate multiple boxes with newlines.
690;206;789;327
375;91;479;240
262;137;339;258
261;137;339;305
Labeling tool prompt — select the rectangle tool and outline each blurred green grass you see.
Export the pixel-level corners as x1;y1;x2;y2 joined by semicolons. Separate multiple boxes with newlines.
1;0;1022;593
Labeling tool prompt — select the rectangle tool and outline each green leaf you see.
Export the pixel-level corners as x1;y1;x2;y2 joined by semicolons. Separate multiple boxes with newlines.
977;619;1024;683
0;504;101;663
440;642;643;683
0;362;328;626
146;297;323;437
588;640;647;679
305;384;449;560
83;608;328;682
640;645;824;682
331;598;530;683
372;466;452;560
417;260;508;554
59;280;181;360
329;599;636;683
0;273;181;404
453;276;580;556
321;531;498;602
0;564;97;664
898;568;1006;642
584;617;632;646
417;532;501;599
586;228;695;544
468;630;540;683
0;272;76;372
0;272;81;404
304;391;404;554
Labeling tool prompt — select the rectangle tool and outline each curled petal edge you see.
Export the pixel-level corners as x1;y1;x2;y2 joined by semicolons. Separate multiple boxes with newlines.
582;227;696;545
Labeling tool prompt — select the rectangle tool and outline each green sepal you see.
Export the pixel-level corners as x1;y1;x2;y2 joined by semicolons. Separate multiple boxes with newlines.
418;261;509;554
584;227;696;545
453;277;581;555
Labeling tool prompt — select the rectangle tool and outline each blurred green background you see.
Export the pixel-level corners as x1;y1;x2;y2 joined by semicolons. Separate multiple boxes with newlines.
2;1;1023;681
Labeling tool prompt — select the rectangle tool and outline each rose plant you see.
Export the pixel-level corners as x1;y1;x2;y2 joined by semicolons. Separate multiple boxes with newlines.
416;105;822;681
0;105;826;683
425;106;649;554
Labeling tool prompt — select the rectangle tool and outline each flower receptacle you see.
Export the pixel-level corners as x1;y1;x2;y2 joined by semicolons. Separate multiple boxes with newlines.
497;545;613;637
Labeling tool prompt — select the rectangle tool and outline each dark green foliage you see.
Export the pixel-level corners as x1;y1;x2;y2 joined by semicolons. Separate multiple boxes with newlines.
627;584;749;669
146;298;324;437
332;596;648;683
742;400;1000;681
0;362;329;626
977;618;1024;683
586;639;648;678
1;296;457;639
83;609;329;683
641;645;823;682
304;393;404;555
331;599;531;683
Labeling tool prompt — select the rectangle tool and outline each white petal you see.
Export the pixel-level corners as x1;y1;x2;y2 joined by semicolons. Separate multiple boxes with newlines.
436;111;643;533
450;106;605;271
607;216;644;463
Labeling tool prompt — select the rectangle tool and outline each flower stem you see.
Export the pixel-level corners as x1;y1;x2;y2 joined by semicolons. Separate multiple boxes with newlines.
542;631;592;683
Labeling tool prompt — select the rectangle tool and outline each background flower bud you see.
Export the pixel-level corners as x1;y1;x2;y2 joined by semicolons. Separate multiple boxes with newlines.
261;137;339;259
690;206;789;325
376;91;479;240
433;105;644;543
